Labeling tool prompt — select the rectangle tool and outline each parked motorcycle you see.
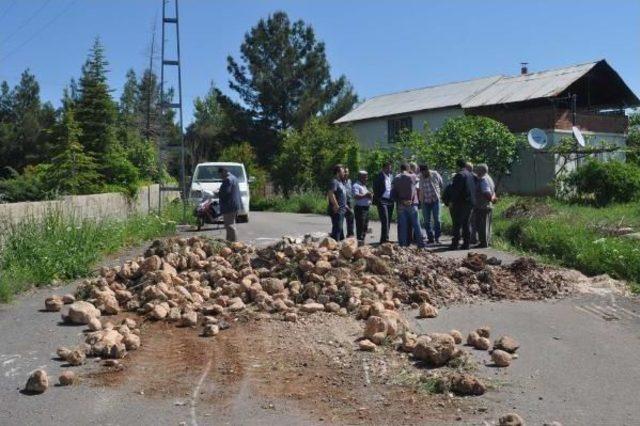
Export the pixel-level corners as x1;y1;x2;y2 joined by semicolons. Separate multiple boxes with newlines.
194;190;221;231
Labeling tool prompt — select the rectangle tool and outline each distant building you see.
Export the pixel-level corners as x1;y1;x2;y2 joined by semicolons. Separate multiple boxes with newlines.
335;60;639;194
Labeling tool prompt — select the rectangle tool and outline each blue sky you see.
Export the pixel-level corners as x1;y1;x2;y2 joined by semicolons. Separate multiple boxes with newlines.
1;0;639;124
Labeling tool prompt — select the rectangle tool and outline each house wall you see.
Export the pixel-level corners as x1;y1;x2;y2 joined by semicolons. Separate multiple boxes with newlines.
500;129;628;195
350;107;463;149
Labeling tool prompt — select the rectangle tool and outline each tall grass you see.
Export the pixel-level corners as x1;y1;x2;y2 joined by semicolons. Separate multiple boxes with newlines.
0;209;177;302
492;197;640;291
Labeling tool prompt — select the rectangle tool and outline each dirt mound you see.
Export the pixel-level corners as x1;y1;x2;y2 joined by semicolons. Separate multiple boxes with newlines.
501;201;554;220
41;235;575;402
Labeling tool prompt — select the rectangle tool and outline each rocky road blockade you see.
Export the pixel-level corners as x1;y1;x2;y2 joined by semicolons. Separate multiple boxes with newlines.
33;234;597;422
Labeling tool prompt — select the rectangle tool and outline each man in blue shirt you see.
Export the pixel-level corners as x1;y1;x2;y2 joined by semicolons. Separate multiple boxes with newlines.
218;167;242;242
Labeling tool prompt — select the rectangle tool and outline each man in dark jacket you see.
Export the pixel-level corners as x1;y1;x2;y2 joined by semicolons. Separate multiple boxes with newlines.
218;167;243;242
372;161;394;243
447;158;475;250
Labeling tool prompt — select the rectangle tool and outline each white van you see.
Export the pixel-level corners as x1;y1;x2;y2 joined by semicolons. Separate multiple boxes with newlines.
189;162;250;222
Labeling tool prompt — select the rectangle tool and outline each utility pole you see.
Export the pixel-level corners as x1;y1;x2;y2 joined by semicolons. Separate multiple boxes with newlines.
159;0;187;221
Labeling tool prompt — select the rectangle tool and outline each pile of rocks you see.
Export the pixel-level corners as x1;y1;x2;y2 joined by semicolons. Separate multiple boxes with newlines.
38;235;554;394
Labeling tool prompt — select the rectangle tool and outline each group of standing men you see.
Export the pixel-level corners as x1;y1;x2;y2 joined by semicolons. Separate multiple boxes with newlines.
326;159;496;249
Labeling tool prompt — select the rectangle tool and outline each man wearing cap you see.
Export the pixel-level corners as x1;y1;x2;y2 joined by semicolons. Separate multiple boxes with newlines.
218;166;242;242
352;170;372;244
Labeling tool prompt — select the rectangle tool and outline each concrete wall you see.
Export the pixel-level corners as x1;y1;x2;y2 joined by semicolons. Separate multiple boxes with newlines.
500;129;628;195
0;184;180;227
350;107;463;149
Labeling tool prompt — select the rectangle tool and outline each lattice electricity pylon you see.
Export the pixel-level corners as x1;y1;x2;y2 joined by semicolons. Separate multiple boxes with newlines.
159;0;186;219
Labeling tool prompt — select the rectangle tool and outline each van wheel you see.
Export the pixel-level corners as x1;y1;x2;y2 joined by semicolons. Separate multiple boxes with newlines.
237;214;249;223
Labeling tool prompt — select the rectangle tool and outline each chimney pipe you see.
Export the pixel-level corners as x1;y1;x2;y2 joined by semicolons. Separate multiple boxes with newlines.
520;62;529;75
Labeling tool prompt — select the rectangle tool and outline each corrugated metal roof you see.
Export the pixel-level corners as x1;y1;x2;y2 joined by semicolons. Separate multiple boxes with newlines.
461;61;598;108
333;75;502;123
335;61;602;123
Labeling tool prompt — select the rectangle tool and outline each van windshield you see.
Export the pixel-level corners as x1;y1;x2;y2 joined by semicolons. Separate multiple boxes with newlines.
194;165;245;183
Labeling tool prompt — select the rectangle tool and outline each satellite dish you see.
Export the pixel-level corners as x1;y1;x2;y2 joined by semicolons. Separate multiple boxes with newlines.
572;126;586;147
527;128;547;150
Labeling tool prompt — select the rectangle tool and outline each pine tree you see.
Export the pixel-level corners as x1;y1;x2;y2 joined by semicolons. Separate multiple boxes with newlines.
76;38;118;154
119;69;139;129
46;109;101;195
226;11;357;162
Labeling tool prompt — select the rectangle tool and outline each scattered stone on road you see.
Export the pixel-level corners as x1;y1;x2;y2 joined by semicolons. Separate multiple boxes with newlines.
418;302;438;318
499;413;525;425
491;349;512;367
45;296;63;312
24;369;49;394
358;339;377;351
58;371;76;386
494;335;520;353
449;329;463;344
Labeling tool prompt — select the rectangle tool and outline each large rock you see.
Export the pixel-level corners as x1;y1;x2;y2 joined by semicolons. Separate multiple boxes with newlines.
319;237;337;250
449;373;486;396
450;330;463;344
140;255;162;273
300;302;325;313
494;335;520;353
25;369;49;393
123;333;141;350
149;304;168;320
491;349;512;367
261;278;285;295
418;302;438;318
181;311;198;327
367;256;389;275
474;337;491;351
412;333;455;366
499;413;525;426
358;339;377;351
45;296;63;312
363;316;388;342
66;348;86;366
340;238;358;259
65;301;101;325
58;370;76;386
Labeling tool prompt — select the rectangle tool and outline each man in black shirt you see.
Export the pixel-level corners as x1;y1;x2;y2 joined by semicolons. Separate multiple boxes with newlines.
372;161;394;243
447;158;475;250
327;164;347;241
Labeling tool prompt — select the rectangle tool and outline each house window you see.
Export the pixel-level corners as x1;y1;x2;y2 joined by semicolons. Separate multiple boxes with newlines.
387;116;412;143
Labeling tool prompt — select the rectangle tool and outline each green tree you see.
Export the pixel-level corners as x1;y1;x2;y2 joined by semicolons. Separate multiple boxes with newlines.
628;109;640;166
45;109;101;195
227;11;357;160
431;115;519;177
76;38;118;154
272;118;359;194
185;84;230;167
218;141;268;195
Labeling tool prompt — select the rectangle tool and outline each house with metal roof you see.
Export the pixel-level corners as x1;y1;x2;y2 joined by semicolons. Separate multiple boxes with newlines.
335;59;639;194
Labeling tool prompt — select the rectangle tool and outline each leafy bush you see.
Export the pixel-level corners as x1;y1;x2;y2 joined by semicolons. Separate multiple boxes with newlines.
272;119;359;194
560;160;640;206
431;115;519;176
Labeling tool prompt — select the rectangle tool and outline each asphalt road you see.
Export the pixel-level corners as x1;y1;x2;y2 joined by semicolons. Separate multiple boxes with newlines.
1;212;639;425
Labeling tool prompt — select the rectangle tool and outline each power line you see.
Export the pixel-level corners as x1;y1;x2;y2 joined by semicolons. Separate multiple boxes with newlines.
0;0;18;25
0;0;52;46
0;0;77;64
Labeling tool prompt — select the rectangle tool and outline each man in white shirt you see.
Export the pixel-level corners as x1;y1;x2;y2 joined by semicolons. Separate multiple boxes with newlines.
473;163;497;248
352;171;372;244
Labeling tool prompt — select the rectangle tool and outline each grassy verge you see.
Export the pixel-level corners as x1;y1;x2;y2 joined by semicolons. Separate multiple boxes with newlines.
0;208;180;302
492;196;640;292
